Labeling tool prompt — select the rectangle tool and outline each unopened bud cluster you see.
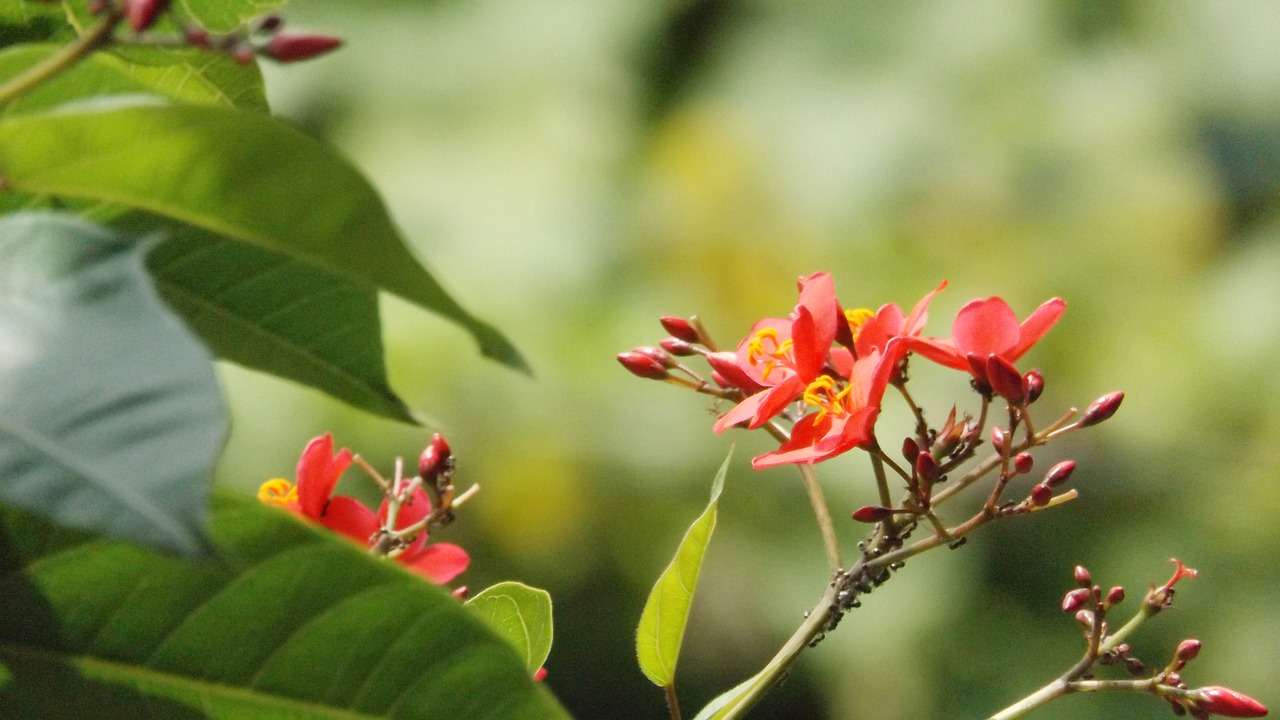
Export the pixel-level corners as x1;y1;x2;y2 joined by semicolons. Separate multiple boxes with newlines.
93;2;342;64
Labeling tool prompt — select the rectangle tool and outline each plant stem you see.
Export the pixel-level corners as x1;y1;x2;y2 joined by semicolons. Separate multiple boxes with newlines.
664;683;682;720
0;12;122;105
799;463;842;572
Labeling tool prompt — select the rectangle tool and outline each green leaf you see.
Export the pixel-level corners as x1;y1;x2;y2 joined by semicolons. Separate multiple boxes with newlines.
466;581;554;675
0;102;527;372
636;451;730;688
0;490;570;719
0;2;70;47
133;214;415;423
0;212;222;557
0;44;268;117
178;0;288;33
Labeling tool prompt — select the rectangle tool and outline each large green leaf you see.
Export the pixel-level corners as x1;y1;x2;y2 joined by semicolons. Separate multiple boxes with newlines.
0;103;527;372
636;451;729;688
467;581;554;675
0;44;268;117
0;1;69;47
0;490;570;719
178;0;288;33
0;212;222;557
138;216;415;424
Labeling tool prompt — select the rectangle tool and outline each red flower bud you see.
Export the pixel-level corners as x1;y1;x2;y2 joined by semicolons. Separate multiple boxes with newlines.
633;345;674;369
1013;452;1034;475
1062;588;1091;613
533;666;548;682
125;0;171;32
705;352;764;393
852;505;892;523
263;32;343;63
915;451;939;483
418;433;452;481
617;351;667;380
1105;586;1125;606
1043;460;1076;488
1022;369;1044;404
986;354;1025;404
184;27;210;47
1074;609;1095;629
451;585;468;599
1176;639;1202;662
660;337;697;356
1030;483;1052;507
1196;686;1268;717
1074;565;1092;587
659;315;700;343
901;437;920;463
1080;391;1124;427
991;426;1008;455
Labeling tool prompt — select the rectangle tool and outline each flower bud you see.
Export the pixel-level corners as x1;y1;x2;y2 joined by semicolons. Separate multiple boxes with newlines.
125;0;171;32
1105;586;1125;607
1022;369;1044;404
659;315;700;343
915;451;939;483
633;345;674;368
1074;609;1095;629
852;505;892;523
451;585;468;599
1176;639;1202;662
1062;588;1091;613
1030;483;1052;507
255;13;284;33
901;437;920;463
705;352;764;393
986;354;1025;404
991;426;1008;455
1080;391;1124;427
1074;565;1092;587
660;337;697;356
617;351;667;380
418;433;452;481
1196;686;1269;717
262;32;343;63
1043;460;1076;488
184;27;210;47
1013;452;1034;475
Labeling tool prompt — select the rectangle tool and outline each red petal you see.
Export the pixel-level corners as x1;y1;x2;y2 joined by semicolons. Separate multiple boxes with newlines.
1010;297;1065;360
901;336;967;371
794;272;840;358
297;434;339;519
401;543;470;584
790;307;825;379
321;495;379;544
902;280;947;337
751;413;833;468
854;303;904;358
952;297;1020;357
713;390;769;434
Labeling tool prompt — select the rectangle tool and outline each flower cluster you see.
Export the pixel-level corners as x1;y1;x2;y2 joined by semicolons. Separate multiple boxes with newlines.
259;434;469;585
620;272;1065;469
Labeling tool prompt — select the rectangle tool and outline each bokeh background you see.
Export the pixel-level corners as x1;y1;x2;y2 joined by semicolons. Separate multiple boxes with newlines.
215;2;1280;717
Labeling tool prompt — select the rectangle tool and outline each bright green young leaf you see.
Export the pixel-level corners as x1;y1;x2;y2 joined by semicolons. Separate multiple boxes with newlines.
636;451;730;687
134;214;415;423
0;490;570;720
467;581;554;675
0;212;222;557
0;102;527;372
0;44;268;117
178;0;288;33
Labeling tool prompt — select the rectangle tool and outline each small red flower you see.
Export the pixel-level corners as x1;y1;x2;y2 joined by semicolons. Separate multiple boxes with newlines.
907;295;1065;387
259;434;378;544
713;272;844;433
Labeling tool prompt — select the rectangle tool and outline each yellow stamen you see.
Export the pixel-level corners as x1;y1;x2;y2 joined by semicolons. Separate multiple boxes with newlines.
258;478;297;506
802;375;851;422
845;307;874;341
745;327;793;381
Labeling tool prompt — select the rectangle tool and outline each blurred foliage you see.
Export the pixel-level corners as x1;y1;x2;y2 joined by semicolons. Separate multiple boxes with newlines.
215;1;1280;717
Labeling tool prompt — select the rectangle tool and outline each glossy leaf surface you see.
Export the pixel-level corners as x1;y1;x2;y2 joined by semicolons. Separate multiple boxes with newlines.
0;490;570;719
0;212;222;556
636;451;729;687
467;581;554;675
0;102;526;372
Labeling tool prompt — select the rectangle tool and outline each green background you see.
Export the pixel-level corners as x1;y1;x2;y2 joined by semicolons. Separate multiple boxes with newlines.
212;2;1280;717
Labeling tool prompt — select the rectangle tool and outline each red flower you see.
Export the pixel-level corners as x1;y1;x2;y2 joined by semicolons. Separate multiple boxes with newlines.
378;486;470;584
907;295;1064;386
713;272;843;433
259;434;378;544
852;280;947;359
752;340;904;468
